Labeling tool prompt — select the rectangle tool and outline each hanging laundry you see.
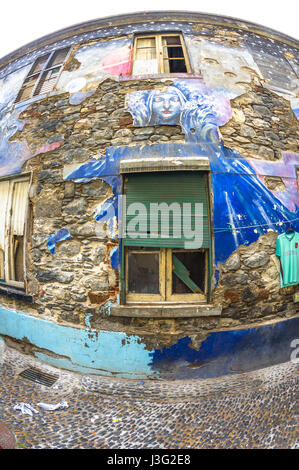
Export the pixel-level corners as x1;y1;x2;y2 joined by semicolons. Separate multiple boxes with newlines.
275;230;299;288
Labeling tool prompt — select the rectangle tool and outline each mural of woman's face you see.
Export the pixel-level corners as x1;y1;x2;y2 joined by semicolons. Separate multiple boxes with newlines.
151;90;182;124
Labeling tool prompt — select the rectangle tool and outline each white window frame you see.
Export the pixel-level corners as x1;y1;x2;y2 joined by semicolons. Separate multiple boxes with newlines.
132;33;191;75
0;174;30;288
15;47;71;103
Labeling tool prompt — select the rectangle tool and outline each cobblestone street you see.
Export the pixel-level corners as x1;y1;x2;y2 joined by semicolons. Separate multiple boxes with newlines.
0;342;297;450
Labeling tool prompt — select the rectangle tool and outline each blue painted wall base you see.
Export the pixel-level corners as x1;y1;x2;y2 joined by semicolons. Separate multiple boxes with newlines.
0;305;298;379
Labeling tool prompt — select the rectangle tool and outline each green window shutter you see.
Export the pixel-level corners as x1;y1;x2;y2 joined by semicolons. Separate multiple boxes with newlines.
123;171;211;249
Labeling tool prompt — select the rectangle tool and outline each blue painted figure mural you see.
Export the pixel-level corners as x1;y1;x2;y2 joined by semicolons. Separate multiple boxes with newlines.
67;79;298;268
127;79;232;144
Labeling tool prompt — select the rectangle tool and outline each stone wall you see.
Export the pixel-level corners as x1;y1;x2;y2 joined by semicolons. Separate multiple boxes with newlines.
0;16;298;376
0;74;292;344
220;82;299;160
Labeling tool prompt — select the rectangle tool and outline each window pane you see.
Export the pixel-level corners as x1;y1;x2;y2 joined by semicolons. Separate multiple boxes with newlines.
162;36;181;46
172;251;205;294
47;48;69;67
24;74;39;84
34;68;60;95
135;38;156;60
164;59;187;73
162;36;187;73
13;235;24;282
16;86;35;102
128;251;159;294
29;55;49;74
133;37;158;75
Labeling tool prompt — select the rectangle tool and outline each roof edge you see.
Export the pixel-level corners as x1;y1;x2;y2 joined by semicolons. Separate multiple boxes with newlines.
0;10;298;70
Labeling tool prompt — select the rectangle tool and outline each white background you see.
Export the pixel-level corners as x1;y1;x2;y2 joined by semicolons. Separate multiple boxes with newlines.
0;0;298;59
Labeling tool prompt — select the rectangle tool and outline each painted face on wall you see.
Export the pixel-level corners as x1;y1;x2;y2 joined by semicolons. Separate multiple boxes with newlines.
151;90;182;124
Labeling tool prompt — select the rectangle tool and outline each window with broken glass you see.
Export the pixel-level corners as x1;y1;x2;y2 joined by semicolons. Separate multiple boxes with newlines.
15;47;71;103
121;171;212;303
132;34;190;75
0;176;30;287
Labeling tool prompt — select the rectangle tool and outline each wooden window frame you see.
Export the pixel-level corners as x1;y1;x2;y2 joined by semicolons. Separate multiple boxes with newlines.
125;247;207;304
132;33;191;75
0;174;30;288
166;248;207;302
0;250;4;281
120;167;214;305
125;247;166;303
15;47;72;104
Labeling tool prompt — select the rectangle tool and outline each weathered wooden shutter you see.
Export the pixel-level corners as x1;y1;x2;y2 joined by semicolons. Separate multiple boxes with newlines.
124;171;210;249
10;180;29;237
0;180;10;252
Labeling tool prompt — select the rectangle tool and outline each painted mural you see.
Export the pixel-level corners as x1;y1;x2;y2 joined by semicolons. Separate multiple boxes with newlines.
127;79;232;141
47;228;72;255
0;66;64;177
57;38;132;94
65;79;298;268
0;64;297;266
65;142;299;268
0;17;298;380
0;37;134;178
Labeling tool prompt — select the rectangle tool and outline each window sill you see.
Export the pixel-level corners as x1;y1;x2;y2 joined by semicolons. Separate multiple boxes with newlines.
0;283;33;303
14;91;59;109
119;73;202;82
110;304;222;318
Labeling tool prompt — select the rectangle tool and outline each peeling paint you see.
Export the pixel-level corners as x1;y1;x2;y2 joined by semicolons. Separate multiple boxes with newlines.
65;141;299;266
47;228;72;255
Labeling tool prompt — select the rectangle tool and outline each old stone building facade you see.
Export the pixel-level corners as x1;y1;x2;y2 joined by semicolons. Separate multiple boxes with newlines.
0;12;298;379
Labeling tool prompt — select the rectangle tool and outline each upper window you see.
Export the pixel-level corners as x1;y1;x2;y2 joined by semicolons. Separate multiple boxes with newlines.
15;47;70;103
132;34;190;76
0;176;30;287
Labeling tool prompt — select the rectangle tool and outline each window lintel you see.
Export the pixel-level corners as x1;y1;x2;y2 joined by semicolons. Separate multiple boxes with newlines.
120;157;210;174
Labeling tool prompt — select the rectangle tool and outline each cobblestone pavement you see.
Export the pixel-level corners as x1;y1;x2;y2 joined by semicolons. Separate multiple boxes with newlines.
0;343;298;449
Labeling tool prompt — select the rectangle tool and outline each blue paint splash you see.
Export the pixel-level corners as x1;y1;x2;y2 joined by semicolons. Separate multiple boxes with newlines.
149;317;299;379
47;228;72;254
65;143;299;265
110;246;120;270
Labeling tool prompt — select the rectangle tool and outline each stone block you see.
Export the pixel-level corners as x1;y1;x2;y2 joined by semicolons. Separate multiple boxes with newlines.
222;273;249;286
56;240;81;257
88;292;109;304
35;201;62;218
242;251;270;268
242;287;257;303
223;253;241;271
63;198;87;215
61;148;90;163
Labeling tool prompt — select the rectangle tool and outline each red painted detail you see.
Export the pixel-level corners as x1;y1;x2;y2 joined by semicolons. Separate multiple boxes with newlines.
33;141;62;157
100;46;133;76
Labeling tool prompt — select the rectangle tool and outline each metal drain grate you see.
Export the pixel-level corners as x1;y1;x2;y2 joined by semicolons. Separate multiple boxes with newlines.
19;368;59;387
